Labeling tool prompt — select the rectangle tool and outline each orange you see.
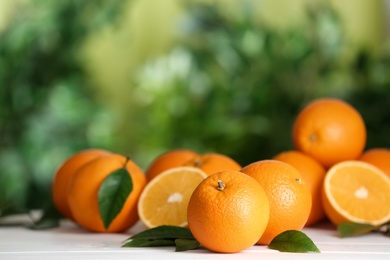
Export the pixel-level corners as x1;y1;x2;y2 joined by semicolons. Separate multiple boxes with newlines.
138;166;207;228
145;149;198;181
67;153;146;232
52;148;110;220
359;148;390;178
146;149;241;181
241;160;312;245
187;170;270;253
322;160;390;226
273;150;326;226
292;98;366;168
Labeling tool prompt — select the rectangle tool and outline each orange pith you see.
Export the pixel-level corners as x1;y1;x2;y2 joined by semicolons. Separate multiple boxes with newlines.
138;166;207;228
322;160;390;226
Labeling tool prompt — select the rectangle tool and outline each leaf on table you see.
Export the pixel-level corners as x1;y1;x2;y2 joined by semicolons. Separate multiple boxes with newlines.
175;238;200;252
26;203;62;230
122;225;199;252
122;239;176;247
337;222;379;238
27;218;60;230
268;230;320;253
98;168;133;230
125;225;195;242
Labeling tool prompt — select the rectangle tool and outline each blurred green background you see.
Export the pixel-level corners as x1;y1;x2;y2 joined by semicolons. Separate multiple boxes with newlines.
1;0;390;217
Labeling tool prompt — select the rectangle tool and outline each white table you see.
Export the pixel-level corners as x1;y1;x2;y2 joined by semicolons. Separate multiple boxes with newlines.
0;214;389;260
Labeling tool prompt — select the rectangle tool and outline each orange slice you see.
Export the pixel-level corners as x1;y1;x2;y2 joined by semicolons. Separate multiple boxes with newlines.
137;166;207;228
322;160;390;226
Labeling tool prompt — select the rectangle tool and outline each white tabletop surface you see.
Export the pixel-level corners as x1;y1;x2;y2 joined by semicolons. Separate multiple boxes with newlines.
0;214;389;260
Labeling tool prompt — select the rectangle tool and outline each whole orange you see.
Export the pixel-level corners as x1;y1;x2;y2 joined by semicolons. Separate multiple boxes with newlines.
241;160;312;245
67;153;146;232
292;98;366;168
273;150;326;226
187;170;270;253
146;149;241;181
52;148;110;220
359;148;390;178
145;149;198;181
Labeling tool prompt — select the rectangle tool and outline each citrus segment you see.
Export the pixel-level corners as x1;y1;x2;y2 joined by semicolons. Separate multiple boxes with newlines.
322;160;390;226
138;166;207;228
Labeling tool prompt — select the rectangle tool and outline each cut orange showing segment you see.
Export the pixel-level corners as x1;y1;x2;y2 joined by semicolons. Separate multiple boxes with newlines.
322;160;390;226
137;166;207;228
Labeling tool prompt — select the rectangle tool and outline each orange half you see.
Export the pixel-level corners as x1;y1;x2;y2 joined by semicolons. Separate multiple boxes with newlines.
322;160;390;226
137;166;207;228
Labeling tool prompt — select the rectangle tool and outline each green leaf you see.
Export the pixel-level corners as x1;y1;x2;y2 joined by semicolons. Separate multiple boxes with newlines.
338;222;379;238
122;226;199;252
27;218;60;230
268;230;320;253
175;238;200;252
122;239;176;247
98;167;133;230
26;203;62;230
126;225;195;241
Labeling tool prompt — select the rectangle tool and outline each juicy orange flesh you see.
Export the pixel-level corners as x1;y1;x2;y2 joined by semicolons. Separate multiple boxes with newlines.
140;168;206;227
329;164;390;222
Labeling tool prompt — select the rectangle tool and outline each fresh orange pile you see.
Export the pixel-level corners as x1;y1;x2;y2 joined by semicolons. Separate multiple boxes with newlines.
286;98;390;228
51;97;390;254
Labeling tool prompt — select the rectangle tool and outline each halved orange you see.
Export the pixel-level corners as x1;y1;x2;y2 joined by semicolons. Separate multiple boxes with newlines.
322;160;390;226
137;166;207;228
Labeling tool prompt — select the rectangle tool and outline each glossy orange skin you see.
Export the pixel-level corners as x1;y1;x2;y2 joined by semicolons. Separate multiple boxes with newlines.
359;148;390;178
187;170;270;253
145;149;198;181
292;98;366;168
67;153;146;232
241;160;312;245
52;149;110;220
146;149;241;181
273;150;327;226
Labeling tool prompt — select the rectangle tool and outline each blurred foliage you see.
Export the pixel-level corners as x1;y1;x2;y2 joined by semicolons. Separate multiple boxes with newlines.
0;0;127;216
1;0;390;217
129;1;390;165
